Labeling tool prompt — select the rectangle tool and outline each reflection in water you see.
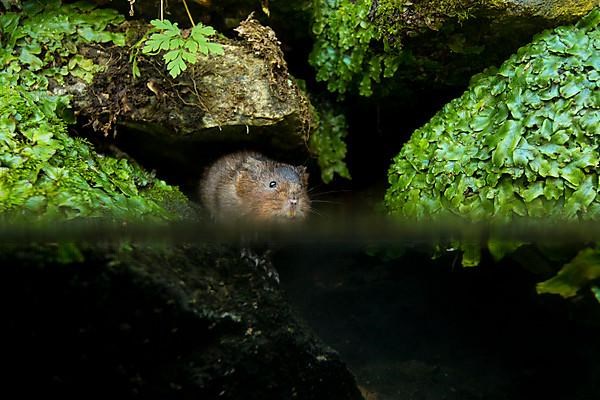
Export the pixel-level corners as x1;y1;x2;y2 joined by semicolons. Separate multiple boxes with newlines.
1;219;600;399
275;243;600;400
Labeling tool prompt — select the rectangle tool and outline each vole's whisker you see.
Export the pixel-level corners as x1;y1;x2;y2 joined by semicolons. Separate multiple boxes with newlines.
310;189;352;198
308;208;323;217
309;200;341;204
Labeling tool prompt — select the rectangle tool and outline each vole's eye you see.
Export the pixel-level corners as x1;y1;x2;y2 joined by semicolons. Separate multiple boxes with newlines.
269;181;277;188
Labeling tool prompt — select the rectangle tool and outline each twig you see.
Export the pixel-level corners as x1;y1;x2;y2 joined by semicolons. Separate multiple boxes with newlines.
182;0;196;27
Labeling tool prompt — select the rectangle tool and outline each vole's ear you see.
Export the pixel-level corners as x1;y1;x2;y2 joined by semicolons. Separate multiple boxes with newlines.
296;166;309;186
241;155;263;173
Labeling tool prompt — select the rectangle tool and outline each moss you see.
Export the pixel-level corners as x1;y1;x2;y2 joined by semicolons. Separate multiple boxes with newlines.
309;0;598;97
308;0;478;96
0;1;193;221
385;9;600;221
0;0;125;88
309;0;383;96
373;0;476;42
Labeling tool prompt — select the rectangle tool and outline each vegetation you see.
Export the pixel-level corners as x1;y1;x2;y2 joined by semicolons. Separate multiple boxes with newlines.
308;101;351;183
309;0;478;97
133;18;224;79
385;9;600;298
385;10;600;222
310;0;393;97
0;0;192;221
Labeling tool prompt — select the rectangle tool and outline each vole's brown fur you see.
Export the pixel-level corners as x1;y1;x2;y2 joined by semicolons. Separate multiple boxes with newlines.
200;151;310;221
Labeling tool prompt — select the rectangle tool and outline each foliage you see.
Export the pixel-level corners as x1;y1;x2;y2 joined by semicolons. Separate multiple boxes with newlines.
309;0;479;96
385;10;600;224
136;19;224;79
385;8;600;286
0;0;125;87
0;81;186;220
309;1;597;97
308;101;351;183
0;1;192;221
536;246;600;300
309;0;396;96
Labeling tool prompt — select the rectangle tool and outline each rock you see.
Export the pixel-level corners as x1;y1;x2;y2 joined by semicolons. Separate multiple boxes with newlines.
68;16;311;153
0;242;364;399
310;0;599;96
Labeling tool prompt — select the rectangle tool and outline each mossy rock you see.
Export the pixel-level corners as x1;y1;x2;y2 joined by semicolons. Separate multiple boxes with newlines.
0;82;193;220
385;9;600;221
0;1;194;221
310;0;598;96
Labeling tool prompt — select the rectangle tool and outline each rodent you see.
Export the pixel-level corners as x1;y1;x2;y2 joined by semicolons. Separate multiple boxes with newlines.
199;151;310;221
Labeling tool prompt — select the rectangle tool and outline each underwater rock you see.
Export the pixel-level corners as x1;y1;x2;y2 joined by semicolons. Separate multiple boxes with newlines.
0;243;363;400
385;9;600;221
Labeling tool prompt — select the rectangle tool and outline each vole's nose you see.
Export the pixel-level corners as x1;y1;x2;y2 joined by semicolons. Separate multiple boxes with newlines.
289;199;298;206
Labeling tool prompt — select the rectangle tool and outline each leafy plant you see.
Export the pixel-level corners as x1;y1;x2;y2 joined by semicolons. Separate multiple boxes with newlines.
0;78;189;220
308;102;351;183
0;1;192;221
537;246;600;300
310;0;392;97
0;0;125;88
386;9;600;223
385;8;600;271
136;19;224;79
309;0;476;97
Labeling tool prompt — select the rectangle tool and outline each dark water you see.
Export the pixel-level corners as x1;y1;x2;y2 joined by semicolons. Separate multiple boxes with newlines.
274;243;600;400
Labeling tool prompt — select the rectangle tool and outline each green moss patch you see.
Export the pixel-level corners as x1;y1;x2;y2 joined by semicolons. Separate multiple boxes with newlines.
0;1;192;221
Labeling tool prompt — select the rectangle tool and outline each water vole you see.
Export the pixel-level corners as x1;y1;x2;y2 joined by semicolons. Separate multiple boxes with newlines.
200;151;310;221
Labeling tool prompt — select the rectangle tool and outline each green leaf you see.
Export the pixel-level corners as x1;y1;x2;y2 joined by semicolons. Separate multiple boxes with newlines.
169;38;184;50
537;247;600;298
492;120;522;167
543;178;564;200
204;42;224;55
150;19;179;32
520;181;544;202
163;49;181;62
560;163;585;187
592;286;600;303
192;23;216;38
564;175;597;217
19;48;43;70
488;239;525;261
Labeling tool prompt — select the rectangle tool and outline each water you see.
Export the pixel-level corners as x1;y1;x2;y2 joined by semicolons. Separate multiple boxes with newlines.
2;220;599;399
275;243;600;400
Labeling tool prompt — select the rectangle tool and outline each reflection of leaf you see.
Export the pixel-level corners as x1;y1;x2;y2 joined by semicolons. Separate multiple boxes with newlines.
592;286;600;303
537;247;600;298
461;242;481;267
488;239;525;261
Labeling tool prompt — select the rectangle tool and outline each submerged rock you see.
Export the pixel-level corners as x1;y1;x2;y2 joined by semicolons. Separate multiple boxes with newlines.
0;242;363;399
